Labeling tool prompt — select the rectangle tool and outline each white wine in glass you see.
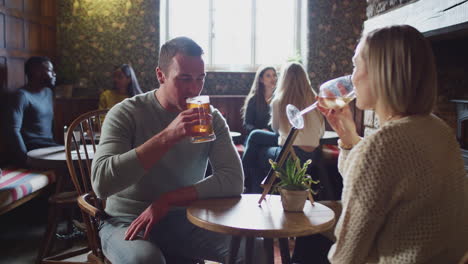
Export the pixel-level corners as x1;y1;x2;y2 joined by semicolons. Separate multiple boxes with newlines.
287;75;355;129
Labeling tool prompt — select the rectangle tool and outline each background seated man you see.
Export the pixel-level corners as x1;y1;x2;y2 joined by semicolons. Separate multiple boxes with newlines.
1;56;59;167
92;37;264;264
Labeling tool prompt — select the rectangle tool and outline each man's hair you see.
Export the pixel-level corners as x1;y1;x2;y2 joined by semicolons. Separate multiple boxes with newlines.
360;25;437;115
24;56;51;78
158;37;203;73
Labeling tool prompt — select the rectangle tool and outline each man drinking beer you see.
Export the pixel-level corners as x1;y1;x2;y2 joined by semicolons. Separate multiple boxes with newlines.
91;37;265;263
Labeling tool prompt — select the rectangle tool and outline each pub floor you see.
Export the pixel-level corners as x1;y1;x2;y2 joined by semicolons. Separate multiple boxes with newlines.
0;192;88;264
0;193;288;264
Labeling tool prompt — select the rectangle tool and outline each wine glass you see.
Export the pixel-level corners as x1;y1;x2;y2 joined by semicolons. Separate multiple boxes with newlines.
286;75;355;129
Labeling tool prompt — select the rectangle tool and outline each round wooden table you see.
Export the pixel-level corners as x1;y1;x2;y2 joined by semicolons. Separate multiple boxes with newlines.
27;145;68;169
27;145;95;169
187;194;335;264
27;144;96;193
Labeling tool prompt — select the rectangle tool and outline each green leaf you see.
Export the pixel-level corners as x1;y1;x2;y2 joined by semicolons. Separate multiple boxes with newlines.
269;155;320;192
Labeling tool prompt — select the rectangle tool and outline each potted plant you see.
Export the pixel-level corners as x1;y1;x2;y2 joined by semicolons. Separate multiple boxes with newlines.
269;156;319;212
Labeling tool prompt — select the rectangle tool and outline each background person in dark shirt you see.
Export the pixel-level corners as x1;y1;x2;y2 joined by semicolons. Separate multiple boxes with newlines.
1;56;59;167
241;65;277;135
241;65;279;192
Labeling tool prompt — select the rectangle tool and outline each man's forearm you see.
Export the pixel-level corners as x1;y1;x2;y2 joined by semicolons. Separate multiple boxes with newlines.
135;128;178;170
159;185;199;207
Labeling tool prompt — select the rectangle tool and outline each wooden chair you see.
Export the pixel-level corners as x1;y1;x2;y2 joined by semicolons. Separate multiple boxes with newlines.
36;110;108;264
64;109;109;264
70;110;204;264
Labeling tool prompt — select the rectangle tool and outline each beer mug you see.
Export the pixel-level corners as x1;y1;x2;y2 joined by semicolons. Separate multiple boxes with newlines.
186;95;216;143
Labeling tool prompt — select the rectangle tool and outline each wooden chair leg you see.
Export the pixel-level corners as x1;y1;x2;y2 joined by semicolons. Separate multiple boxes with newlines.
226;236;241;264
36;203;59;264
263;238;274;264
245;237;254;264
63;208;76;249
279;238;291;264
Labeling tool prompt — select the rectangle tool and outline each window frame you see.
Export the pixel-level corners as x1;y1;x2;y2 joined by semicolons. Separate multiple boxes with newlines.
160;0;306;72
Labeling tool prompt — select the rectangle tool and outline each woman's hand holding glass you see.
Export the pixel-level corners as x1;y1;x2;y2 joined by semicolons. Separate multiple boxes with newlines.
286;75;355;129
317;104;360;147
286;75;360;146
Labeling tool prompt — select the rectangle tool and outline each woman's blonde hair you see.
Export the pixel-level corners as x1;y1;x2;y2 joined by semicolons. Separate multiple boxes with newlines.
271;62;317;129
360;25;437;115
241;65;276;120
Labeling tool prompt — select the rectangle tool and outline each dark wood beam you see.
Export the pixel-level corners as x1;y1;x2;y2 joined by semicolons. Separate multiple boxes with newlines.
364;0;468;36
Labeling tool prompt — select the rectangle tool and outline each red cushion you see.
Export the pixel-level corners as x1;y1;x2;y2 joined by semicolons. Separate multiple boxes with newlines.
322;144;340;161
235;144;245;157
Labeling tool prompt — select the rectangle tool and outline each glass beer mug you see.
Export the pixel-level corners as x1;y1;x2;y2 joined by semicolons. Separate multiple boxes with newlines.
186;95;216;143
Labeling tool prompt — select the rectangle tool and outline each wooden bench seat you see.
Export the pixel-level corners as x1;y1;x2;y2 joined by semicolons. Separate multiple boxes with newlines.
0;168;55;215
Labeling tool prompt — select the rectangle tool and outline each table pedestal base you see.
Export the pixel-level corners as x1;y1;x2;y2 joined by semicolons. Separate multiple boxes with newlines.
227;237;292;264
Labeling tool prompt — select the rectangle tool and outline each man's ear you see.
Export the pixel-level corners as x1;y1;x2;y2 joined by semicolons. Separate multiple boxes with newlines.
156;67;165;84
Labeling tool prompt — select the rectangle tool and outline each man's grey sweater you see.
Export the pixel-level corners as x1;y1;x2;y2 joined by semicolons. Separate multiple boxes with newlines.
91;91;244;217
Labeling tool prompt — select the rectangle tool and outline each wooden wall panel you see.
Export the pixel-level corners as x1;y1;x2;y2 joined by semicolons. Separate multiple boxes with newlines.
0;14;4;48
26;21;39;51
54;98;99;144
0;56;6;90
24;0;39;15
210;96;246;136
6;57;24;91
42;0;55;17
0;0;57;93
5;0;22;10
5;15;23;49
41;24;54;52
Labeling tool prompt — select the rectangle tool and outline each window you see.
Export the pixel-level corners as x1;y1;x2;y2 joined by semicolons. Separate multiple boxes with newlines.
160;0;306;72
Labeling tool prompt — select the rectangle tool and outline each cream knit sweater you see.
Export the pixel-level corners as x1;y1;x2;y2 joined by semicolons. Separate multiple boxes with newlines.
328;114;468;263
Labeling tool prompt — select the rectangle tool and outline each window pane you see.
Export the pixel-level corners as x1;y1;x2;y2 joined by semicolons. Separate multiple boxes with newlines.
256;0;295;66
168;0;210;55
212;0;252;66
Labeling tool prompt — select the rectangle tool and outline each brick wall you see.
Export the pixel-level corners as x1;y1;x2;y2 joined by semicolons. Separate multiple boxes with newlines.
362;0;468;136
366;0;415;18
362;35;468;134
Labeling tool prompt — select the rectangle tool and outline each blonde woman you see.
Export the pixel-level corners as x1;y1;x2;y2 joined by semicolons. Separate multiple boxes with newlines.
319;25;467;263
270;62;324;157
243;62;325;194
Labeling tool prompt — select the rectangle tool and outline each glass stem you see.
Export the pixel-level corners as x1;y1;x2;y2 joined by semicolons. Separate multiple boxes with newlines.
299;101;318;116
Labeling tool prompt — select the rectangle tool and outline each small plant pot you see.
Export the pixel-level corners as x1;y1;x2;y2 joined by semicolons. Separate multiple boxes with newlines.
279;188;309;212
